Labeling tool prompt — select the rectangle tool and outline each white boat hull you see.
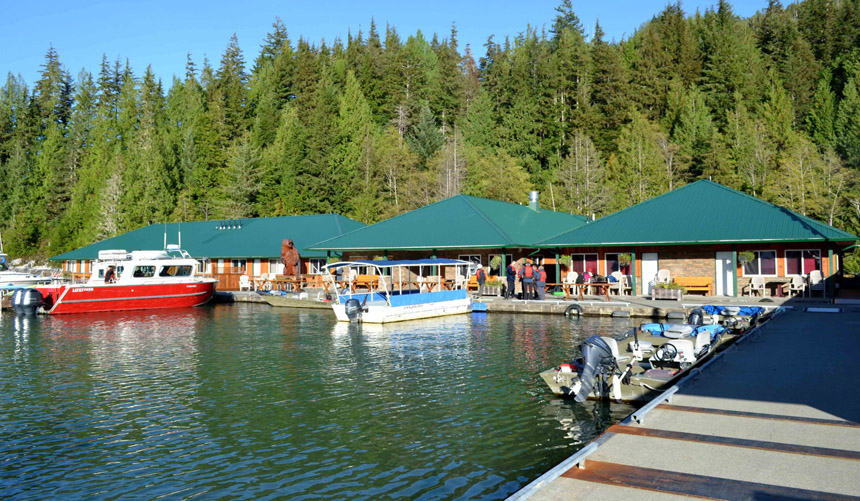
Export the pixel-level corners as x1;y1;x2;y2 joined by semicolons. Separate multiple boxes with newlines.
332;298;472;323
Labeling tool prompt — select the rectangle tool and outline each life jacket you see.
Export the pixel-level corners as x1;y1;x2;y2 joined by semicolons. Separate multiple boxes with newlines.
476;269;486;280
523;265;534;278
538;270;547;282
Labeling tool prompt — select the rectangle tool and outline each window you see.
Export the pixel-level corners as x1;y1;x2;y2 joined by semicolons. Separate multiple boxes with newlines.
742;250;776;276
458;254;481;276
570;253;598;275
605;253;631;275
785;250;820;276
309;258;326;274
268;259;282;275
159;265;193;277
196;259;210;274
132;266;156;278
230;259;247;274
488;254;513;276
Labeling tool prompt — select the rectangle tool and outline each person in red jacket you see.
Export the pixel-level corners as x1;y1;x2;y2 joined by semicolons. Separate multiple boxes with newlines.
519;261;535;299
536;265;547;300
475;264;487;297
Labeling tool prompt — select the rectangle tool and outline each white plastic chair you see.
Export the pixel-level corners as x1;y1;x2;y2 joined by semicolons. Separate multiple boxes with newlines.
787;275;806;297
238;275;252;291
655;269;671;285
747;276;766;296
808;270;825;297
609;271;624;295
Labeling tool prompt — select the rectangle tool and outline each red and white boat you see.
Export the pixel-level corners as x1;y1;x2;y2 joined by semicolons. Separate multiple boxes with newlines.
37;246;218;314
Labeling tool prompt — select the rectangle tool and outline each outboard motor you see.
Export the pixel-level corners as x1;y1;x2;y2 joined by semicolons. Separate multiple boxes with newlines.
12;288;43;315
344;298;363;323
574;335;616;402
688;308;704;326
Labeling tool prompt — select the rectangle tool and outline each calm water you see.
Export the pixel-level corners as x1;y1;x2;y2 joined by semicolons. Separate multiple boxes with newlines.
0;304;637;500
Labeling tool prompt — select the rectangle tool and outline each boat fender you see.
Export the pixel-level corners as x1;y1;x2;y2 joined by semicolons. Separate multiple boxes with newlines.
12;288;43;316
344;298;363;322
564;304;583;317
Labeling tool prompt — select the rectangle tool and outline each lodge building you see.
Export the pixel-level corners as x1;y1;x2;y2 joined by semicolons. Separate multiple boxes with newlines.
53;181;858;297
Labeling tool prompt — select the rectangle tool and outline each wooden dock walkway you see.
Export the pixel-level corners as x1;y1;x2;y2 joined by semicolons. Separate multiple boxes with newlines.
511;306;860;500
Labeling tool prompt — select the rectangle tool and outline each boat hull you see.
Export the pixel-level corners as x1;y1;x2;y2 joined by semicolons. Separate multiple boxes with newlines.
260;294;332;309
38;281;217;314
331;298;472;323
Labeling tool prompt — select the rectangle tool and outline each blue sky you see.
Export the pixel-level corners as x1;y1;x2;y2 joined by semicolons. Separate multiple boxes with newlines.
2;1;782;87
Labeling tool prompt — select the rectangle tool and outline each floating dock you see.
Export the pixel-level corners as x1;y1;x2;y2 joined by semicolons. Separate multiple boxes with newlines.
511;306;860;500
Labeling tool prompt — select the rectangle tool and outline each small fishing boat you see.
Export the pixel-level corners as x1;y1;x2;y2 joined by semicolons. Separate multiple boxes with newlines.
540;307;767;404
34;246;217;315
0;253;55;288
258;290;332;310
322;258;473;323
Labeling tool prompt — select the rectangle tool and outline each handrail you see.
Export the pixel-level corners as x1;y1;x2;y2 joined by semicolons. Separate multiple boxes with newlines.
631;385;678;424
507;442;599;501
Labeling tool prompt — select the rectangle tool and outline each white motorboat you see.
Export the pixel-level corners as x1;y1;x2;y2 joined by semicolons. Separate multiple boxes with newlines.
323;259;473;323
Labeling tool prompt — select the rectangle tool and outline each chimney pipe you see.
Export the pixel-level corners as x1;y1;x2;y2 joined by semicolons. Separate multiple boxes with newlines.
529;191;540;211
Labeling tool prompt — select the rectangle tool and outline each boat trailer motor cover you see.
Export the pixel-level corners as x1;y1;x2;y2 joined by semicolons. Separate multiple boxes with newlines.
575;335;616;402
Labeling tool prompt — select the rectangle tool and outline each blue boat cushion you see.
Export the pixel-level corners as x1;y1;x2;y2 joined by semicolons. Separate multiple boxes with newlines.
701;305;765;316
639;322;725;342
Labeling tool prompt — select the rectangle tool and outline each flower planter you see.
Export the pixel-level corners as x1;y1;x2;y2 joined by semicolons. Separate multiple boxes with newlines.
483;286;502;297
652;287;682;300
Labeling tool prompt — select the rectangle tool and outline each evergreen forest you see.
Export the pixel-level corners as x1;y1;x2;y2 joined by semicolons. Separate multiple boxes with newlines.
1;0;859;269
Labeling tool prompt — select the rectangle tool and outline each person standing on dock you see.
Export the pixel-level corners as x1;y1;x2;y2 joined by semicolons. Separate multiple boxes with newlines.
505;261;517;299
536;265;547;300
519;260;536;300
475;265;486;297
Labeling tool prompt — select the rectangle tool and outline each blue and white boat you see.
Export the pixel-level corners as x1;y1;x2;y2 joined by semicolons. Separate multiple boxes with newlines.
322;258;473;323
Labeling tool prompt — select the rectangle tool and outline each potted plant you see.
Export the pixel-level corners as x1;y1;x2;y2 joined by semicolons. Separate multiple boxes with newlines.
558;255;572;270
738;251;755;267
652;281;685;300
485;278;503;296
489;255;502;272
618;253;631;267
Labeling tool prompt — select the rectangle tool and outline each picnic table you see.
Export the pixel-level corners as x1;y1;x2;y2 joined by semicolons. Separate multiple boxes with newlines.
578;282;612;302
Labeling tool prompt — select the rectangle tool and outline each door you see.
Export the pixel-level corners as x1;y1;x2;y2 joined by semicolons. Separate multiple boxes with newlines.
641;253;658;295
715;251;734;296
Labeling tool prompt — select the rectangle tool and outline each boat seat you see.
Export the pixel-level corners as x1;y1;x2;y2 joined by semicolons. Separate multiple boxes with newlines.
601;336;632;364
694;331;710;356
663;324;694;338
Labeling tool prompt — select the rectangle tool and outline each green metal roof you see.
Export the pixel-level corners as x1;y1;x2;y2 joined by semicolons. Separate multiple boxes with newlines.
541;180;858;247
310;195;588;251
52;214;366;261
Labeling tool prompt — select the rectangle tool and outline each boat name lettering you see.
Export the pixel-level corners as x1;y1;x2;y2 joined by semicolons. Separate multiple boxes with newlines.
72;288;94;292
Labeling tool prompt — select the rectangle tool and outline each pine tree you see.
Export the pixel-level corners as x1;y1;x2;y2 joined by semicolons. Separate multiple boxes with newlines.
589;22;631;154
807;73;837;148
835;76;860;168
406;102;444;168
552;129;608;216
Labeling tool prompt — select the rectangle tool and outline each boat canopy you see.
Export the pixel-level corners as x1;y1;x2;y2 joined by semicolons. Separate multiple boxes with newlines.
325;258;470;269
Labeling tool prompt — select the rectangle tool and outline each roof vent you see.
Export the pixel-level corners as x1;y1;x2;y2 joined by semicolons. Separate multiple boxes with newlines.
528;191;540;212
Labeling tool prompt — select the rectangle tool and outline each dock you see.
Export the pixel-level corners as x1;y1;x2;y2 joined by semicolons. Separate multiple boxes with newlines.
221;290;816;319
511;305;860;500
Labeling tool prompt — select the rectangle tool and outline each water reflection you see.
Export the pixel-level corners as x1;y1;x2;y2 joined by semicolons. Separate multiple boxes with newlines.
0;304;641;500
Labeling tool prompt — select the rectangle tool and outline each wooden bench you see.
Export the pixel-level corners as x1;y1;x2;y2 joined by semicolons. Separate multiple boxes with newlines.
674;276;713;296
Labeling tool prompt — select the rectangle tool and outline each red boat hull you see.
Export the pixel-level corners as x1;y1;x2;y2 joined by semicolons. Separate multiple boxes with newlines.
38;281;217;314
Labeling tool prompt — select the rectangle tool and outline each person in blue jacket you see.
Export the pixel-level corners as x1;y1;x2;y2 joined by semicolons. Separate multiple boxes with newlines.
505;261;517;299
